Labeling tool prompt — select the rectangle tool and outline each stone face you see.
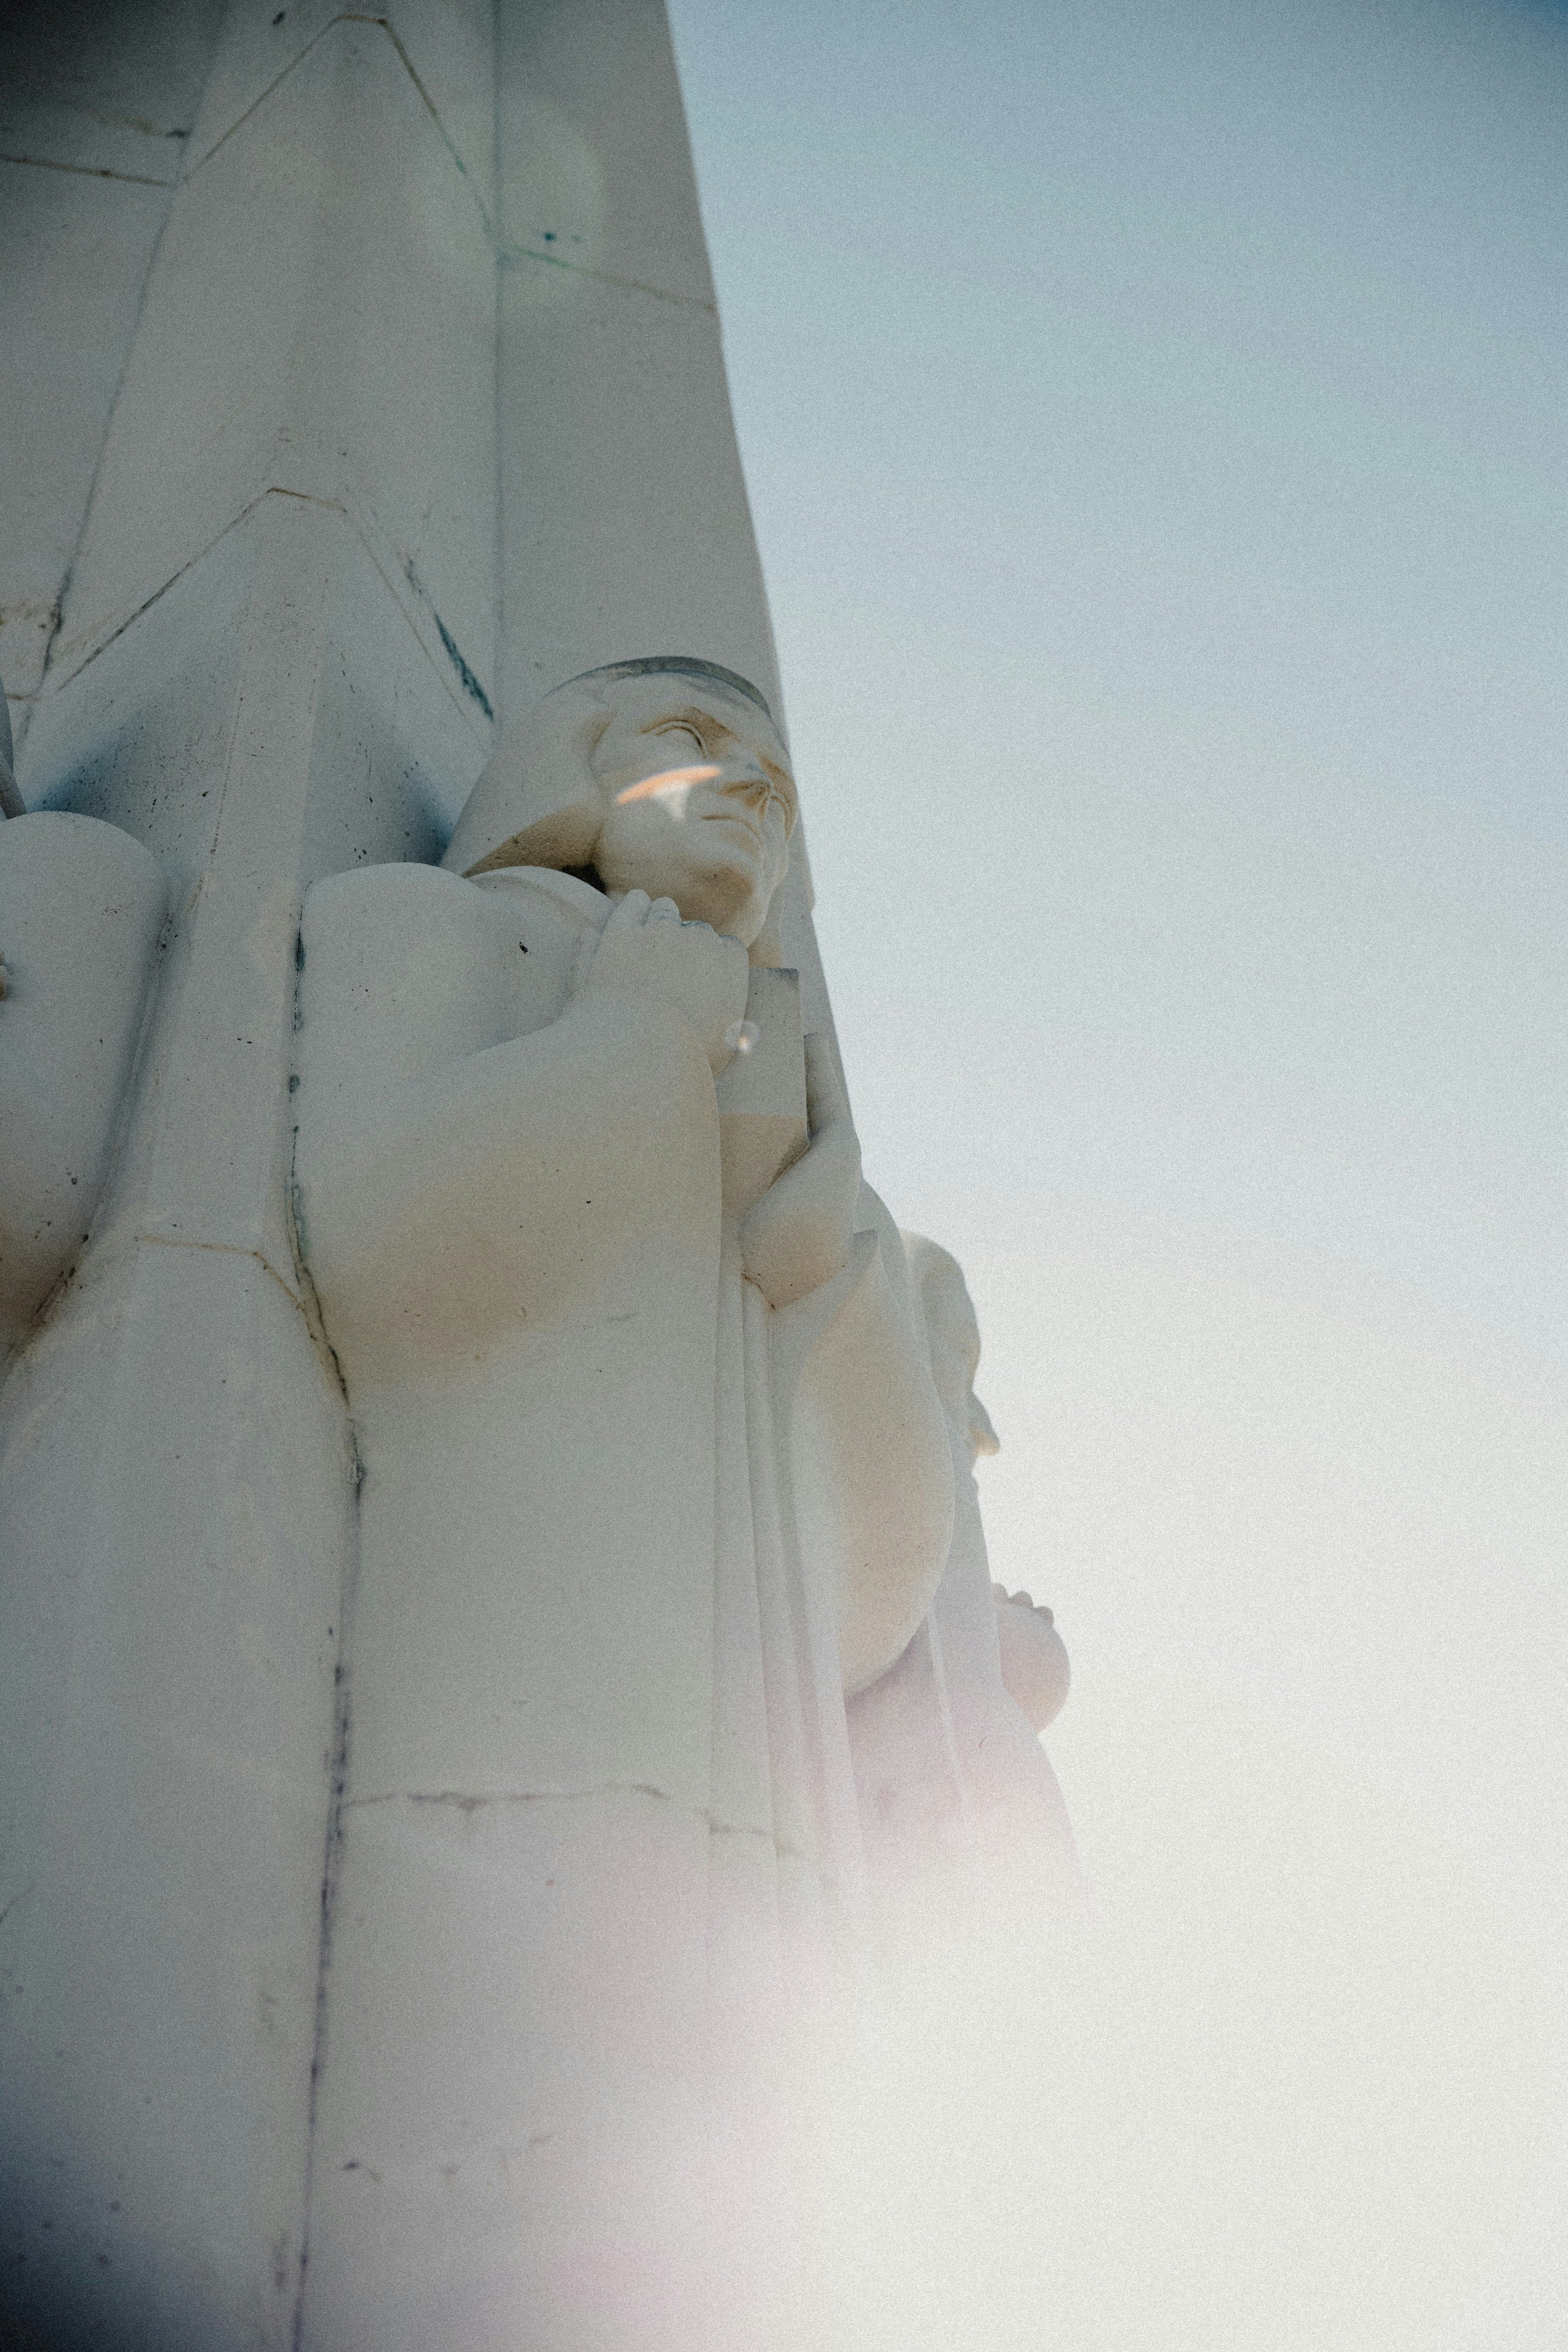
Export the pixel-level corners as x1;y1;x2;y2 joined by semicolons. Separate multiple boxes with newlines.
499;260;779;718
279;662;965;2345
285;671;956;2345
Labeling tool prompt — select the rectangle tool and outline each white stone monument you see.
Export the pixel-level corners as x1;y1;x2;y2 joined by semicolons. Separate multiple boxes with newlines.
0;7;1077;2345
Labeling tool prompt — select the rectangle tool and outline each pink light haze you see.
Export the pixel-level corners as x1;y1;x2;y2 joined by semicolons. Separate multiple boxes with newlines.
614;764;721;804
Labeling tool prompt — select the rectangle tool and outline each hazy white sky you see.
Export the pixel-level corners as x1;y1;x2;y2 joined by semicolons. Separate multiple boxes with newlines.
670;2;1567;2342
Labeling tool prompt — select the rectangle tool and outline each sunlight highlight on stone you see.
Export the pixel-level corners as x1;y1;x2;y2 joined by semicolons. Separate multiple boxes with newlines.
614;762;720;805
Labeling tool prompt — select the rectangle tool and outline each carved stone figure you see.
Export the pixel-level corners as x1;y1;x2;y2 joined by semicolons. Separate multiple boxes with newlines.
0;681;165;1354
847;1235;1082;1930
994;1581;1071;1733
289;658;953;2348
0;12;1095;2342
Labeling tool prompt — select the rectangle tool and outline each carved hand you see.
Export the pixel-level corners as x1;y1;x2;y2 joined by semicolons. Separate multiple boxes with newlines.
741;1032;862;1308
579;886;750;1075
993;1582;1053;1624
992;1584;1071;1731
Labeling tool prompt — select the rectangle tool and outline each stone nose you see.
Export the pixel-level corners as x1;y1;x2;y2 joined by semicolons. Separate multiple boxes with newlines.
719;768;772;805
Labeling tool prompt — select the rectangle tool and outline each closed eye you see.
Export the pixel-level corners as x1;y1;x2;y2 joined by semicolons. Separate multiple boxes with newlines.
655;722;705;756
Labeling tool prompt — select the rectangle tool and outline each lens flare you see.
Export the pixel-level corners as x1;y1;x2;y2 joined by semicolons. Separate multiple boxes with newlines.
615;764;721;805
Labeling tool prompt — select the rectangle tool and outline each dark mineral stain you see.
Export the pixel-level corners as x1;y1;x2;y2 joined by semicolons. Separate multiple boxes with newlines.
434;614;495;721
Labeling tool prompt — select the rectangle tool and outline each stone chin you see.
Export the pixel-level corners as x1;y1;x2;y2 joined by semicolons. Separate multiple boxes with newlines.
596;833;783;946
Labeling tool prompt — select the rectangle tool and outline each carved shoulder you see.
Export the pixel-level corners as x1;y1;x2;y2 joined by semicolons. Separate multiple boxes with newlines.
299;861;487;1007
293;861;600;1147
296;864;514;1138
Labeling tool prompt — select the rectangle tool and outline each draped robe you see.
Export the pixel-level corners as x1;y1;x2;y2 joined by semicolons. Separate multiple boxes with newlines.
846;1328;1083;1949
290;860;951;2351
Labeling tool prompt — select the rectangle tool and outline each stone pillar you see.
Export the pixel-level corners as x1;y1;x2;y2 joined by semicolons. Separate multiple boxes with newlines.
0;7;496;2347
495;0;840;1047
2;3;843;2346
0;0;222;732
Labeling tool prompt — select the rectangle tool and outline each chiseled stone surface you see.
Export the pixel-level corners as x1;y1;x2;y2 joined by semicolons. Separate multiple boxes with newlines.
498;0;716;306
1;483;487;2348
0;1243;352;2351
0;808;166;1345
291;661;953;2350
53;16;497;706
0;161;167;707
187;0;498;222
0;0;220;725
0;5;1076;2346
499;260;778;719
0;0;218;182
1;12;493;2290
496;0;774;730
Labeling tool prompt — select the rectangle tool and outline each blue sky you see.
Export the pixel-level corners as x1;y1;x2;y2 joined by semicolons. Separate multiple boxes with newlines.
670;3;1568;2342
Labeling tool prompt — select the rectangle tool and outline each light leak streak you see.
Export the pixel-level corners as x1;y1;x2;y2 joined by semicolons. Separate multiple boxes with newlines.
614;763;721;810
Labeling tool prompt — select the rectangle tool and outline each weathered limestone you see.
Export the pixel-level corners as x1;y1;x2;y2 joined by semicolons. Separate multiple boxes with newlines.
0;803;166;1346
288;662;952;2349
0;0;217;717
2;5;492;2341
50;17;496;706
0;6;1076;2346
496;0;771;714
493;0;841;1051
